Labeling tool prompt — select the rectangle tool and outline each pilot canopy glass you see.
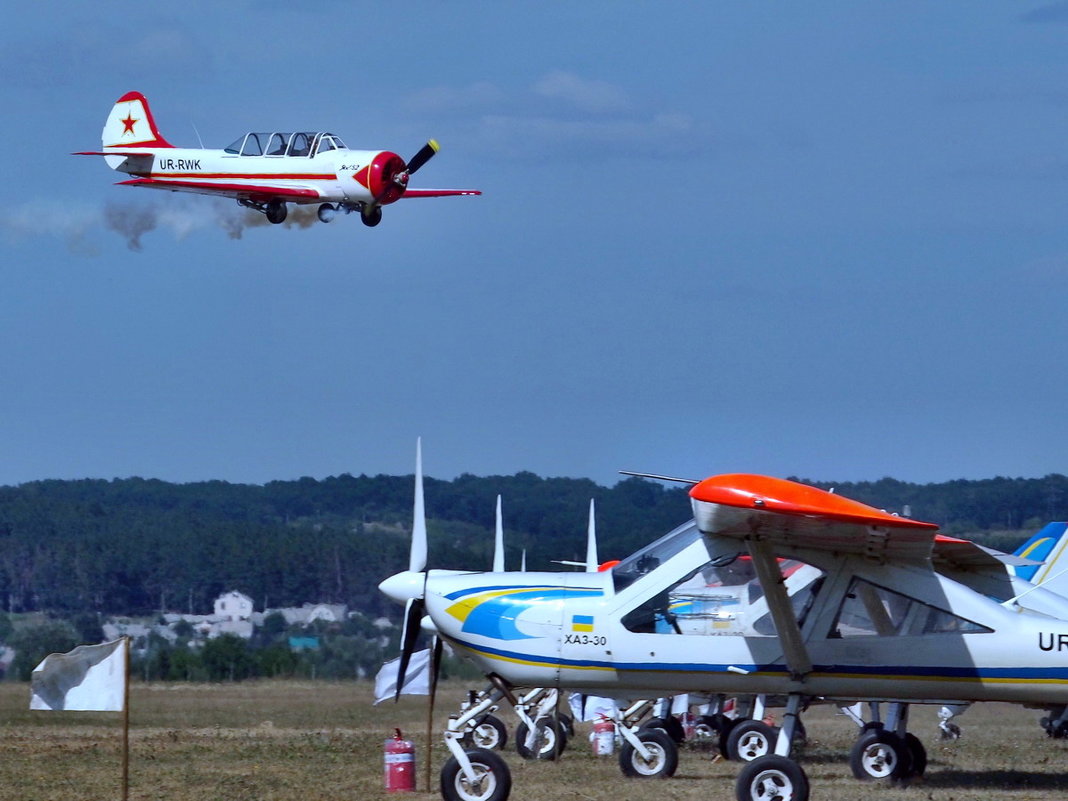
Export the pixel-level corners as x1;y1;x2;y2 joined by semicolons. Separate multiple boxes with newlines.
223;132;348;157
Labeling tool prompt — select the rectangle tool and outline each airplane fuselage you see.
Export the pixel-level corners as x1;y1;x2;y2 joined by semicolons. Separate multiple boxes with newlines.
420;524;1068;707
107;145;397;206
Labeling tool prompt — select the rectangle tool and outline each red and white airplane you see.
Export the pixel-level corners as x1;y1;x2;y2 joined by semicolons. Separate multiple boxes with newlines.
75;91;480;226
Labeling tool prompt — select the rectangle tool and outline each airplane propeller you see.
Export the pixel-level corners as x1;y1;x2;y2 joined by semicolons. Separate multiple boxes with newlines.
406;140;440;176
374;140;440;206
393;437;430;702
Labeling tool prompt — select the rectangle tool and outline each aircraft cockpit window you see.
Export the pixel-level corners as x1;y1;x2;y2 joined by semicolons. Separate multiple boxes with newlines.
829;578;992;638
240;133;267;156
612;521;703;593
314;135;336;156
287;132;314;157
331;135;347;149
622;554;826;637
266;133;291;156
224;136;245;155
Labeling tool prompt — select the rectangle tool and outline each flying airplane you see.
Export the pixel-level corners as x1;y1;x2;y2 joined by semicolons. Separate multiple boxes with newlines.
75;92;480;227
380;459;1068;801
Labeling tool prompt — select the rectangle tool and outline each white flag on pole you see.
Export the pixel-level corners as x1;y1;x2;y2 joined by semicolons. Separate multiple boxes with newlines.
30;638;127;712
373;648;430;705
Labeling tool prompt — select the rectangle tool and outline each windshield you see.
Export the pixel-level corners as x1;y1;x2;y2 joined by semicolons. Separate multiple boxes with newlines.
612;520;703;593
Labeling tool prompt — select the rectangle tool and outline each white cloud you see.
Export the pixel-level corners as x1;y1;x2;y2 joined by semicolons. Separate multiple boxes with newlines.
403;82;506;114
532;71;632;114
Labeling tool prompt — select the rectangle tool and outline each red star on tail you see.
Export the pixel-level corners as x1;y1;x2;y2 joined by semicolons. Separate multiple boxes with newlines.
121;112;138;135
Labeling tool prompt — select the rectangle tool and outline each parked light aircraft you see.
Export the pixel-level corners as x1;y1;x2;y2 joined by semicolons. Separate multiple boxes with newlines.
380;456;1068;801
75;92;480;226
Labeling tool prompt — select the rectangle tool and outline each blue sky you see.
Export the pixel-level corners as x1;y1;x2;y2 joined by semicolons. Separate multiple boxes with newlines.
3;2;1068;488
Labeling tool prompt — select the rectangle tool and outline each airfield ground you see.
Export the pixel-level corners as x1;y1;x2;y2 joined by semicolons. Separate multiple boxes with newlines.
2;680;1067;801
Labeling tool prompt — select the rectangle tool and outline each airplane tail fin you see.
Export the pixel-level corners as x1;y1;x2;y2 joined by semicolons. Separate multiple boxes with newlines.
1014;522;1068;589
102;91;174;150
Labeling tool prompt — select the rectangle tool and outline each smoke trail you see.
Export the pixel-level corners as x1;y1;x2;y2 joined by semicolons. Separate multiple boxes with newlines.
0;200;102;256
2;196;332;253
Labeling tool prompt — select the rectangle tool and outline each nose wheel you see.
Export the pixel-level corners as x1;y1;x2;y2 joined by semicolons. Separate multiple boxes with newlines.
265;200;287;224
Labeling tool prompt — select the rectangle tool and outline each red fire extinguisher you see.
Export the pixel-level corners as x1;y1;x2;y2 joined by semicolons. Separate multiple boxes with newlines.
384;728;416;792
591;715;615;755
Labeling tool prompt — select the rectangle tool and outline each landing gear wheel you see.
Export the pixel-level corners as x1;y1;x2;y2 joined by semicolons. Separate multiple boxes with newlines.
940;721;962;740
726;719;779;762
462;714;508;751
515;716;567;760
440;748;511;801
850;730;912;781
265;200;287;224
903;732;926;777
735;755;809;801
618;729;678;778
639;715;685;744
692;714;727;748
718;717;740;759
317;203;335;223
361;205;382;227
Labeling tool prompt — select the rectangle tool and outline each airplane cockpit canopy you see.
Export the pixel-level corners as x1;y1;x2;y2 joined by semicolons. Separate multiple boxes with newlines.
223;132;348;157
611;520;704;593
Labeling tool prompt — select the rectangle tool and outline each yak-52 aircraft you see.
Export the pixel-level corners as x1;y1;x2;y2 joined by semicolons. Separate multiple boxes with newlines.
380;451;1068;801
75;92;480;226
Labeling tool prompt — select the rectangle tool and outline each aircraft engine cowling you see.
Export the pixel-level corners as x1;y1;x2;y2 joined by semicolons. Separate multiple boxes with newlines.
363;151;408;204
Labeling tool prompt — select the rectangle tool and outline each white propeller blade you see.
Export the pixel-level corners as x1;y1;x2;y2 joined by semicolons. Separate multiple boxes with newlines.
409;437;428;573
586;499;599;572
493;495;505;572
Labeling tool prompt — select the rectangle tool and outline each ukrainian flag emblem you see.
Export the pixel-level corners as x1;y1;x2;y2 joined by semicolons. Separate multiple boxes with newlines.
571;614;594;632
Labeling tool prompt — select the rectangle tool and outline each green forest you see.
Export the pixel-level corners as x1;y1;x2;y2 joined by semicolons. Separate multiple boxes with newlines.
1;470;1066;619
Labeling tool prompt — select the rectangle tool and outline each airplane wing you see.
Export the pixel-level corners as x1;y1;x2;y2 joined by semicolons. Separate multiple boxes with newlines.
690;473;940;563
114;178;321;201
932;535;1038;571
402;189;482;198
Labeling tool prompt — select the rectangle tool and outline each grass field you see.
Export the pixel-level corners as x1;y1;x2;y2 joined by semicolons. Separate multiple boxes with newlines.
2;680;1068;801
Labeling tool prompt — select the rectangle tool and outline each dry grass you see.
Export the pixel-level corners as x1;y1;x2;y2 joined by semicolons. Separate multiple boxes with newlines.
2;680;1068;801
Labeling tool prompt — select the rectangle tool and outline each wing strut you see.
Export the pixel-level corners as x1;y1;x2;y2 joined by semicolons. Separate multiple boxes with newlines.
747;540;812;680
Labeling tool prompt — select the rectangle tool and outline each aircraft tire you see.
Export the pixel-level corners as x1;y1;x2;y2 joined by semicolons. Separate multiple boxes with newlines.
265;200;287;224
692;714;727;747
639;715;686;744
903;732;926;777
735;755;809;801
717;717;740;759
440;747;511;801
849;730;912;781
726;720;778;762
317;203;335;223
461;714;508;751
514;716;567;760
618;729;678;779
361;206;383;227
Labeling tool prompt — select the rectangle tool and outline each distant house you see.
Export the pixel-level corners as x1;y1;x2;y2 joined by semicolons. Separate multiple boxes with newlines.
288;636;320;651
307;603;347;624
214;590;254;622
273;602;348;627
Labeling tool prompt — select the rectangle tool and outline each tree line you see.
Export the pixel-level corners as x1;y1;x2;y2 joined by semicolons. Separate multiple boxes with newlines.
1;470;1065;618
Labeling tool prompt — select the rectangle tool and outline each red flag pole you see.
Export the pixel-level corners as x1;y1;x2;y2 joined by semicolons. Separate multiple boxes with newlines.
122;636;130;801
